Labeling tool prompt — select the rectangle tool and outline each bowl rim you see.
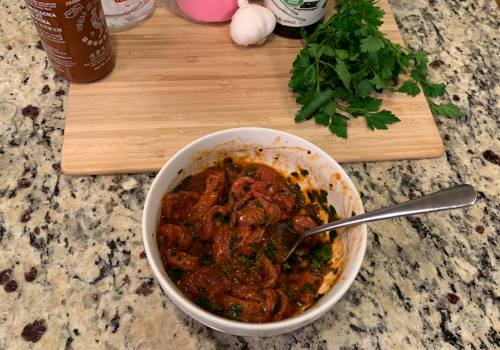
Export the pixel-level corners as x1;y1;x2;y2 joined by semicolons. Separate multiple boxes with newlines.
142;127;367;334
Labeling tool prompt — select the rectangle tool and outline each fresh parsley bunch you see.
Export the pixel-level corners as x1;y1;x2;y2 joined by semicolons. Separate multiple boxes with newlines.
289;0;463;138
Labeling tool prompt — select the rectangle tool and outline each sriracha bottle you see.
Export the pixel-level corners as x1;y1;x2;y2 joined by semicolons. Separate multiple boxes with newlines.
25;0;115;83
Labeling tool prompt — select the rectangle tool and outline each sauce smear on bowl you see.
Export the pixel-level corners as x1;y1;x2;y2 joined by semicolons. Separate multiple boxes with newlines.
157;158;337;322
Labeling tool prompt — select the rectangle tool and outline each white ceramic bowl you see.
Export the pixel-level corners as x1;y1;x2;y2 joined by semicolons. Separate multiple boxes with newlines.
142;127;367;337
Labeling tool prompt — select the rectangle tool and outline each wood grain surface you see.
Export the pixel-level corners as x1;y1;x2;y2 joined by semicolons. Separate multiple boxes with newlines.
62;1;444;175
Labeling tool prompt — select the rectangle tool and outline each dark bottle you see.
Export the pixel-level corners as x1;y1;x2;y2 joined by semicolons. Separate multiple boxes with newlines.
264;0;328;39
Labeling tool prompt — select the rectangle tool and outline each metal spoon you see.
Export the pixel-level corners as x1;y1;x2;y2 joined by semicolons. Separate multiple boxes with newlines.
279;184;477;262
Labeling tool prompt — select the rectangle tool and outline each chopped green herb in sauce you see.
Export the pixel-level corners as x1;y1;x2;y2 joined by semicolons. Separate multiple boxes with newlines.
168;268;184;283
319;190;328;203
328;205;337;221
215;213;232;224
228;304;242;319
244;167;257;176
302;283;315;292
177;175;192;190
196;295;214;312
238;255;256;265
265;240;277;263
309;245;332;272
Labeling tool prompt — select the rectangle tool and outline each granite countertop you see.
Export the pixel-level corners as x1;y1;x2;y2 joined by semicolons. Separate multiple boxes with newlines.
1;0;499;349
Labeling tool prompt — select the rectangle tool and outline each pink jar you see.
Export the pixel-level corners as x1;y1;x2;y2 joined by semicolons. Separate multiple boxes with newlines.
176;0;239;22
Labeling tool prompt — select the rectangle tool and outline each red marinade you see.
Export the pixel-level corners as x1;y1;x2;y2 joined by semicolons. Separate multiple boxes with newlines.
157;158;336;322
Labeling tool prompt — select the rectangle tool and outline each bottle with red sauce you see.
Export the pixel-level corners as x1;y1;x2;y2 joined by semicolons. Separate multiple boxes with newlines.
24;0;115;83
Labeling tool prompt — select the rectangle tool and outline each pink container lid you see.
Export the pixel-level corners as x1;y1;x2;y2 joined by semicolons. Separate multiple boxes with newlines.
177;0;239;23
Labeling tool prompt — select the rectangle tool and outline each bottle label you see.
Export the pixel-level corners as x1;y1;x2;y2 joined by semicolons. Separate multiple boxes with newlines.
25;0;113;81
265;0;327;27
25;0;75;72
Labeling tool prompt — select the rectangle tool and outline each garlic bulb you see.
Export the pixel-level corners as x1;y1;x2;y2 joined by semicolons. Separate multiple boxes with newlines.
230;0;276;46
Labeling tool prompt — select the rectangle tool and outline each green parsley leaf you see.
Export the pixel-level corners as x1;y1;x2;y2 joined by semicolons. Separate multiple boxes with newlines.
357;79;373;97
363;3;385;26
360;35;384;53
329;113;349;138
423;83;446;98
334;61;351;89
366;97;383;112
347;98;382;113
314;112;330;126
430;102;464;119
410;68;426;84
335;49;349;60
308;43;325;59
371;75;387;90
289;54;316;93
397;80;421;96
413;50;429;68
324;100;337;115
295;89;335;122
296;89;315;106
366;110;400;130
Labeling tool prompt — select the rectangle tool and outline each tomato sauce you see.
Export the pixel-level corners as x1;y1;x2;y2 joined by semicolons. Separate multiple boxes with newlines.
157;158;337;322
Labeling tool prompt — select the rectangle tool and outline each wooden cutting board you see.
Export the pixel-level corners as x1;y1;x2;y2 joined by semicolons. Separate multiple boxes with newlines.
62;2;443;175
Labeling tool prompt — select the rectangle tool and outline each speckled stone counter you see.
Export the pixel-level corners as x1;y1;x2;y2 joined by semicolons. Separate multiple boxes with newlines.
0;0;498;349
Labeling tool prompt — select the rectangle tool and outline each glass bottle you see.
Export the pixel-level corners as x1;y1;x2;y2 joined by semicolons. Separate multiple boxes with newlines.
264;0;328;39
101;0;156;31
24;0;115;83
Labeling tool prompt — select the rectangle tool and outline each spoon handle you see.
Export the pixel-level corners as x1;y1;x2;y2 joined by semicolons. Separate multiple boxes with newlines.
303;184;477;238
